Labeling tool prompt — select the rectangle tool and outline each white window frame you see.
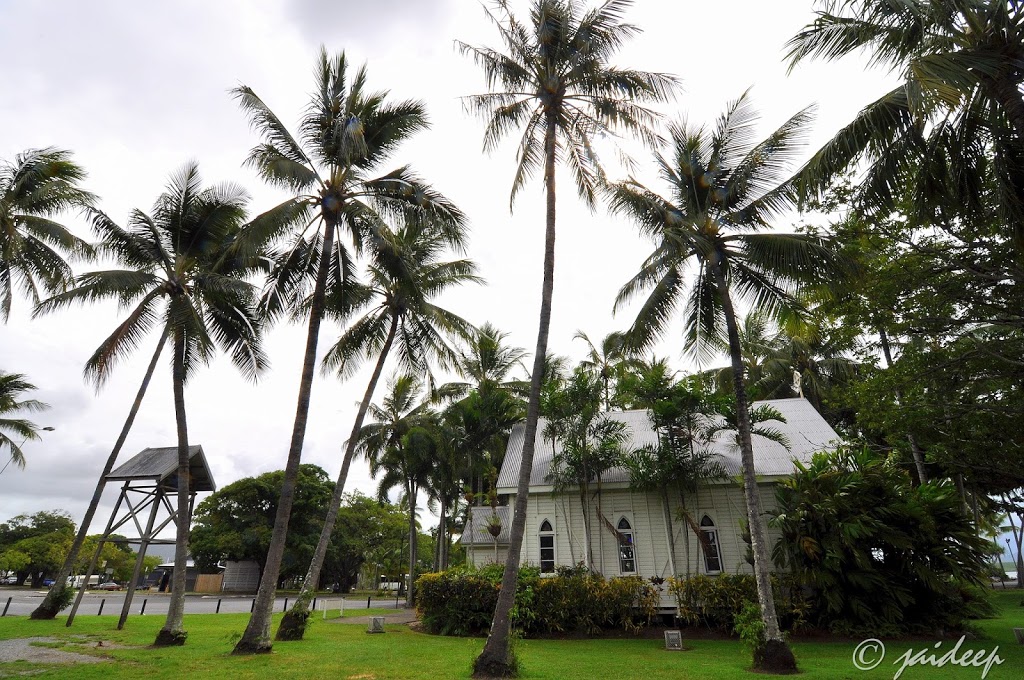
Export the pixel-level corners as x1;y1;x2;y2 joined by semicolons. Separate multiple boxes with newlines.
616;516;637;575
539;519;555;574
700;515;722;574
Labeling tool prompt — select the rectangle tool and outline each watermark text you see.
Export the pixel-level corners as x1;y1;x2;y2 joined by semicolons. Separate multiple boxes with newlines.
852;636;1004;679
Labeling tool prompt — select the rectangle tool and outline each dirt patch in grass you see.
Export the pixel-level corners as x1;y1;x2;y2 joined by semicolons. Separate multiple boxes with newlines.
0;634;136;667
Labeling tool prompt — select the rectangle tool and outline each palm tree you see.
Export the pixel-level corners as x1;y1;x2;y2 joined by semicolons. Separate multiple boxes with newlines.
620;366;724;577
787;1;1024;246
610;92;850;672
706;311;860;416
274;217;478;640
0;372;50;472
357;374;436;608
573;330;634;410
543;365;627;570
435;322;528;500
458;2;675;671
0;147;94;321
34;163;266;644
231;48;465;654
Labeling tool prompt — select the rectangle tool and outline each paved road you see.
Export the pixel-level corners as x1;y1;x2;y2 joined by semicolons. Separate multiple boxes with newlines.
0;587;403;618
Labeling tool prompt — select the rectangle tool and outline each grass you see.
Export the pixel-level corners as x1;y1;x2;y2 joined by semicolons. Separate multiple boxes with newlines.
0;591;1020;679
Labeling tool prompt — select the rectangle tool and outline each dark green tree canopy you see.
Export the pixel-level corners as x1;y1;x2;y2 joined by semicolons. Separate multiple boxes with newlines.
190;465;333;580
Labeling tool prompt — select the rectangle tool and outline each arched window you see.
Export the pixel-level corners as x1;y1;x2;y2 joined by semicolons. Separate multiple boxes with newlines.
700;515;722;573
539;519;555;573
617;517;636;574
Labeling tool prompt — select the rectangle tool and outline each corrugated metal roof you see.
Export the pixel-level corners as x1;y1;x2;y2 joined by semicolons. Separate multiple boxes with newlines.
107;446;216;492
459;505;512;545
496;398;840;492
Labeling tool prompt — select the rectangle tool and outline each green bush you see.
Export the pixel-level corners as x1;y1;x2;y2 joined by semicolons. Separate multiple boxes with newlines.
416;564;659;637
771;446;995;635
668;573;809;633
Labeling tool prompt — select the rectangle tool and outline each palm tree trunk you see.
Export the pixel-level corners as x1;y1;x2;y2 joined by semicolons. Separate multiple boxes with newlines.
235;217;337;655
31;327;168;620
436;502;447;571
580;485;593;571
274;312;398;641
661;488;678;578
712;259;796;672
407;486;418;609
154;329;191;646
473;112;557;678
878;327;928;483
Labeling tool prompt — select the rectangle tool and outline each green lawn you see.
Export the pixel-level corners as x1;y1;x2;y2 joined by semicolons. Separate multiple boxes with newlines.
0;591;1020;679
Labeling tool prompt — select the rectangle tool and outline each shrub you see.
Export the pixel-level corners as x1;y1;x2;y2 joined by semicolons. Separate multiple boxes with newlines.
416;564;659;637
669;573;809;633
771;446;994;634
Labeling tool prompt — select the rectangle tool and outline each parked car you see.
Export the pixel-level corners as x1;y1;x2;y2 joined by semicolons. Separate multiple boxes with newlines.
42;578;55;586
1;576;18;585
97;582;122;591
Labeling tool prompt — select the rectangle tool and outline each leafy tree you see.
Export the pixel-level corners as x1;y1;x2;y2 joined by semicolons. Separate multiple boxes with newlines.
275;216;477;639
0;147;94;321
0;511;74;587
771;446;993;633
232;48;465;655
610;92;850;671
189;465;334;582
819;202;1023;494
458;1;676;672
0;372;50;472
324;493;408;592
35;164;266;643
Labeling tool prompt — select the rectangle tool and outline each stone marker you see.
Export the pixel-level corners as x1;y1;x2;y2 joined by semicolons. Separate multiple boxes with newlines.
664;630;683;651
368;617;385;634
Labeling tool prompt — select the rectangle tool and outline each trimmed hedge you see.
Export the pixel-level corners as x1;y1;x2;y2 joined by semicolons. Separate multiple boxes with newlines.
416;563;659;637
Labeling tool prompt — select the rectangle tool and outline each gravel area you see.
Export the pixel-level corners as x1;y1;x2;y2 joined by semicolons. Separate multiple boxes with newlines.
0;637;108;665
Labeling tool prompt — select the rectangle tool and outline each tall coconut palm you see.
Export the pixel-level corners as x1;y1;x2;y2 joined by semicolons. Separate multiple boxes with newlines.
0;147;94;322
610;92;851;672
231;48;465;654
274;217;478;640
0;372;49;472
458;2;675;672
357;374;436;607
35;162;266;644
787;1;1024;246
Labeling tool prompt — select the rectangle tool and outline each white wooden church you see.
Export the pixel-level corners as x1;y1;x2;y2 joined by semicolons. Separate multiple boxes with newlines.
462;398;840;585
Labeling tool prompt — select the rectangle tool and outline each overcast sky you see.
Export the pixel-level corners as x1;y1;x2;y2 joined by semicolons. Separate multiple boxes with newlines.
0;1;897;536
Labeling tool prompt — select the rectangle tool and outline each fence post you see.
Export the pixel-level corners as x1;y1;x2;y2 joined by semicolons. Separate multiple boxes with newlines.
216;598;222;614
140;599;147;615
1;597;10;617
367;595;371;608
283;598;288;612
98;599;105;616
251;598;255;612
312;597;317;612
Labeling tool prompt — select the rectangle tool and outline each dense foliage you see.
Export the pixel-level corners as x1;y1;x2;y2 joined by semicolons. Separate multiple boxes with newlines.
771;446;994;634
669;573;809;633
416;564;658;637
